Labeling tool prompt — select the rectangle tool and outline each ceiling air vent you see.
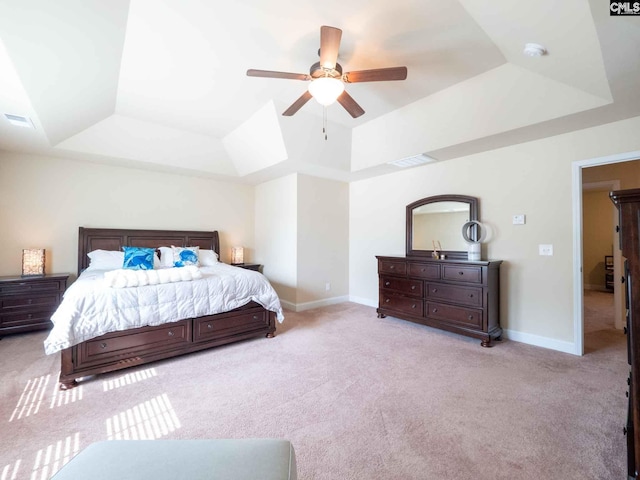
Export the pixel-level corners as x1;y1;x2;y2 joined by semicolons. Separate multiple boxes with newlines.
387;154;437;168
4;114;34;128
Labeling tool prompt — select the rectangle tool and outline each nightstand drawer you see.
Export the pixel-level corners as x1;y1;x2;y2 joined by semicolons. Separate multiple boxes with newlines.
1;294;60;310
1;308;56;327
0;280;65;295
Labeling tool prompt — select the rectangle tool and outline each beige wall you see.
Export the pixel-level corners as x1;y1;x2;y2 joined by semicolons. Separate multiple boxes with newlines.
254;174;298;305
0;152;254;277
297;174;349;305
582;190;614;290
349;115;640;347
254;173;349;309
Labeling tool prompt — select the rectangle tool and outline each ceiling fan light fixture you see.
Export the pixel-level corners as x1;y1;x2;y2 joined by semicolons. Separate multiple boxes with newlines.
308;77;345;106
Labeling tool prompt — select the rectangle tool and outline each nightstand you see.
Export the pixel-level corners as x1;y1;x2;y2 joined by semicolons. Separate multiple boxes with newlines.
0;273;69;338
231;263;261;272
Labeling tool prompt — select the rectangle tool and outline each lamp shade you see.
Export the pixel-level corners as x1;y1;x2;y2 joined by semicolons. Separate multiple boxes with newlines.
231;246;244;265
307;77;345;106
22;248;45;276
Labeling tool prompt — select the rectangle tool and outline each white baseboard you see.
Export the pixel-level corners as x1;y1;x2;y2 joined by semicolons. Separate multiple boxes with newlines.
502;328;578;355
281;295;350;312
348;296;377;308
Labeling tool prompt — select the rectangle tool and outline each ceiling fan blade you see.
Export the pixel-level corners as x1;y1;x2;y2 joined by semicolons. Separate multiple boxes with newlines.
283;91;313;116
337;91;365;118
247;69;310;81
343;66;408;83
319;26;342;70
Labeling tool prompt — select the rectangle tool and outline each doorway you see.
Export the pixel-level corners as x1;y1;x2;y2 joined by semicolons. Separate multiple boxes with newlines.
572;151;640;355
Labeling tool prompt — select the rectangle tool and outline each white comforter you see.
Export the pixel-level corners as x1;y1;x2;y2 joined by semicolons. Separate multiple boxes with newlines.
44;263;284;354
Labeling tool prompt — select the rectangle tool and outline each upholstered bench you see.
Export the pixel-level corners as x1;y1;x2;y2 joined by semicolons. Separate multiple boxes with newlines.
51;439;297;480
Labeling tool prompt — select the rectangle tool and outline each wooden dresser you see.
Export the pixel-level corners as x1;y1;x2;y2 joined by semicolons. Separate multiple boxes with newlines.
0;274;69;338
610;188;640;478
376;256;502;346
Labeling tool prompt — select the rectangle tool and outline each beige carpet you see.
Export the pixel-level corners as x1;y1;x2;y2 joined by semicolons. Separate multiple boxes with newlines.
0;300;627;479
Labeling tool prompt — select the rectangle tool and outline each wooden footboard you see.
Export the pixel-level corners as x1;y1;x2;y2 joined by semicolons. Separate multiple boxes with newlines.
59;302;276;389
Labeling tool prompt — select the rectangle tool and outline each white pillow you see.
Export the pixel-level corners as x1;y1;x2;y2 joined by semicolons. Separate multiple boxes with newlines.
86;249;124;271
199;249;219;266
158;246;174;268
159;246;218;267
86;249;160;271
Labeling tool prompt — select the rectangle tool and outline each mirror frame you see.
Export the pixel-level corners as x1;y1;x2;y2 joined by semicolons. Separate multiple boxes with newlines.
406;194;479;260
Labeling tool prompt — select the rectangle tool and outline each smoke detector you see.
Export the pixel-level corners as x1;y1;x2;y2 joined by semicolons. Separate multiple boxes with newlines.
523;43;546;57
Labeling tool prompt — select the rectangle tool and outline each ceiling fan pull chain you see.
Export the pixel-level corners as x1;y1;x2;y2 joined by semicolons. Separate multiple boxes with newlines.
323;106;328;140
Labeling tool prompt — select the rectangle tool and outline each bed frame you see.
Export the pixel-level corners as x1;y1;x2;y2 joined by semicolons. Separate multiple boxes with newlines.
58;227;276;390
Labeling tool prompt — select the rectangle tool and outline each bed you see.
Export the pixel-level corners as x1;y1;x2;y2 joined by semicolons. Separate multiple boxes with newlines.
47;227;283;390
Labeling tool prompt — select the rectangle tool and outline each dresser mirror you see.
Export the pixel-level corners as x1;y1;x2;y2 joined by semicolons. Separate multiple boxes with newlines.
406;194;479;260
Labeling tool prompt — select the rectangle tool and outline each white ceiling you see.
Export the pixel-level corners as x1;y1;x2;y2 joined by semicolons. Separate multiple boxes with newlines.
0;0;638;183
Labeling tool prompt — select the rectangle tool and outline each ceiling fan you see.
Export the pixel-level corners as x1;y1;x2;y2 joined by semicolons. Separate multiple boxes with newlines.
246;26;408;119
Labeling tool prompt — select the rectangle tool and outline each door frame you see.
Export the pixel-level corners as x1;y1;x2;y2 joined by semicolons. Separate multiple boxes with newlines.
572;150;640;355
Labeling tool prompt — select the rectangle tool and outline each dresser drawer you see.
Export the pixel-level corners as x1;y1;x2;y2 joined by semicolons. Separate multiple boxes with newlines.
442;265;482;284
1;294;60;310
0;280;65;295
426;302;483;330
380;276;423;297
408;263;440;279
194;309;269;342
77;320;191;367
378;260;407;276
426;283;483;307
379;294;423;316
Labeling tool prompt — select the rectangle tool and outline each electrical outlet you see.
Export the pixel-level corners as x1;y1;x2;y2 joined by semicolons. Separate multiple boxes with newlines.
325;282;331;291
539;244;553;256
513;214;526;225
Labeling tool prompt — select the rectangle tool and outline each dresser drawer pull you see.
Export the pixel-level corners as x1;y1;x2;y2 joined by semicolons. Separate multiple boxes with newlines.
411;304;416;309
432;308;438;313
411;285;416;290
389;265;395;270
207;323;213;330
385;298;390;303
421;268;425;272
469;294;474;298
28;314;33;319
432;288;438;293
100;342;107;349
28;299;33;305
253;315;258;320
168;330;174;337
468;315;474;321
458;271;464;275
385;281;390;286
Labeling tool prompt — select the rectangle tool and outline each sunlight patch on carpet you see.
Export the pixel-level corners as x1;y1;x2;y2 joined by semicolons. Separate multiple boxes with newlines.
49;383;84;409
105;393;181;440
8;375;51;422
102;367;158;392
1;459;21;480
30;432;80;480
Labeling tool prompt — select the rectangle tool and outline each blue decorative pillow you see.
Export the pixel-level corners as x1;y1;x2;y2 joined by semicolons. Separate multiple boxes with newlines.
172;246;200;267
122;246;156;270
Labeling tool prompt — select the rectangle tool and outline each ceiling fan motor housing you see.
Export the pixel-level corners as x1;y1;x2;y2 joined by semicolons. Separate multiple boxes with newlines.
310;61;343;79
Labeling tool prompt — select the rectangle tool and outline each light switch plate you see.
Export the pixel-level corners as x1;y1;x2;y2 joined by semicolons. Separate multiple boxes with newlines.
539;244;553;256
513;214;526;225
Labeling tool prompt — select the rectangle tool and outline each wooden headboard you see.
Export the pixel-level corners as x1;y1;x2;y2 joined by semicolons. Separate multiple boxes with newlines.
78;227;220;276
